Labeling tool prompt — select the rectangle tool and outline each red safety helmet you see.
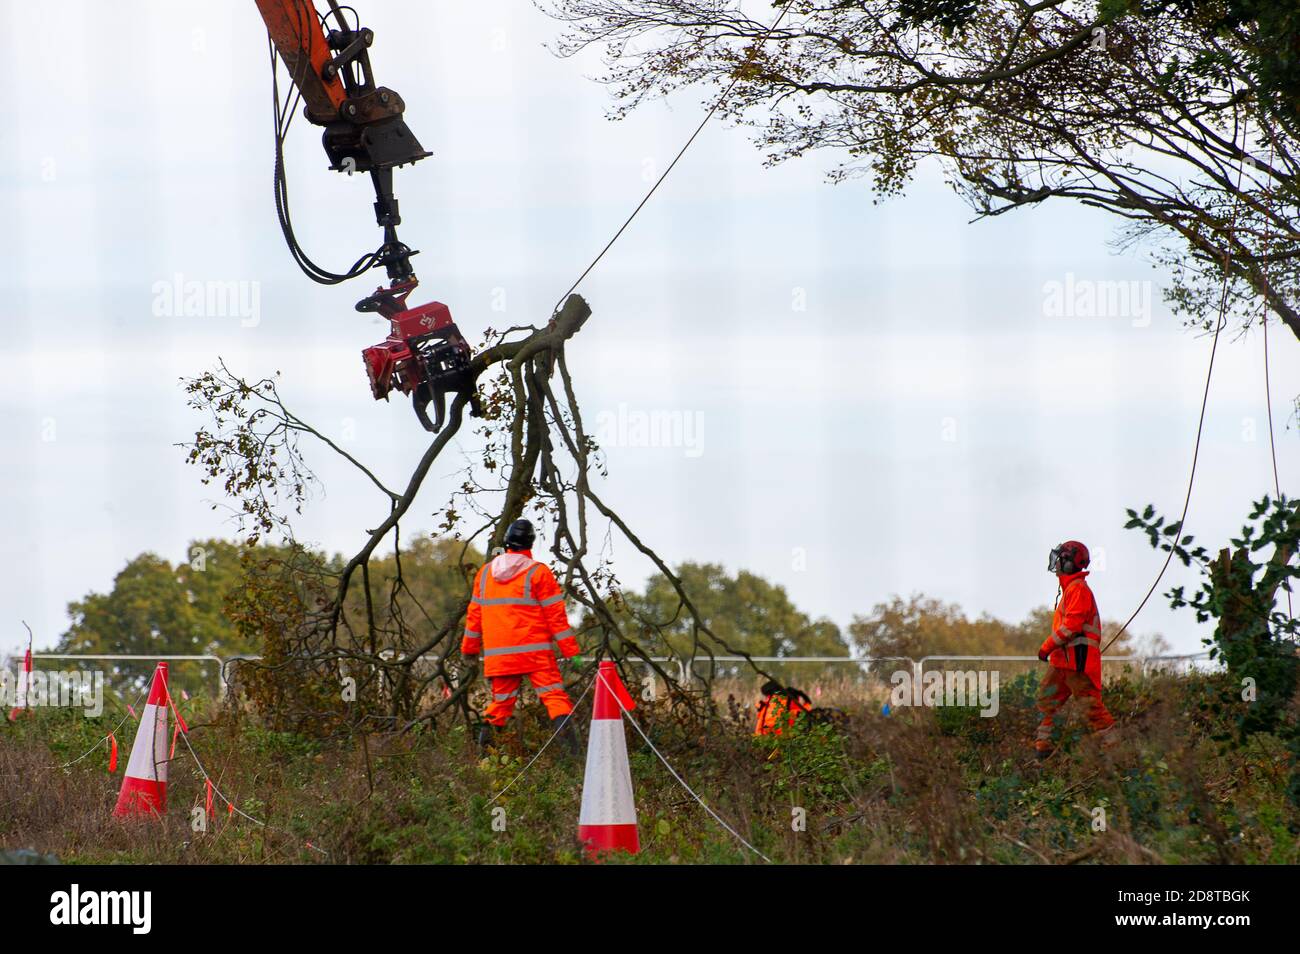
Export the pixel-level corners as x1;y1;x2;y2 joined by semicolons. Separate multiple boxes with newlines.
1047;540;1090;574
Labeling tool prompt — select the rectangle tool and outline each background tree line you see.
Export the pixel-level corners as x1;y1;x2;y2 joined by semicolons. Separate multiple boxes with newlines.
33;538;1165;695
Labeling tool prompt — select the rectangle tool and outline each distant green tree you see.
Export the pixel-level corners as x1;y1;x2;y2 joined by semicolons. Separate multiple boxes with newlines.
56;536;481;697
622;562;849;660
56;539;297;694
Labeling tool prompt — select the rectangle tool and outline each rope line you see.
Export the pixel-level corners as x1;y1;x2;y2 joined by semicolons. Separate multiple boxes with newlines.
1264;313;1283;501
58;688;145;769
1101;145;1250;653
487;675;594;805
1257;141;1292;620
1099;303;1226;653
1262;315;1293;620
597;669;773;864
159;679;329;856
552;2;793;313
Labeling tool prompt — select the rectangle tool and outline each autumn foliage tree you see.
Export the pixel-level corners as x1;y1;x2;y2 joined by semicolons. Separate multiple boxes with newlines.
848;593;1165;660
548;0;1300;339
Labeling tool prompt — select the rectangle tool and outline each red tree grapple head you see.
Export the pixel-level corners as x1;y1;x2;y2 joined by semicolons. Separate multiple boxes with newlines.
357;281;481;432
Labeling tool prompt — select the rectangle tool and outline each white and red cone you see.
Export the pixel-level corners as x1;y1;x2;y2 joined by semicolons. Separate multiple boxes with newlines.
578;660;639;857
113;662;170;817
7;647;32;721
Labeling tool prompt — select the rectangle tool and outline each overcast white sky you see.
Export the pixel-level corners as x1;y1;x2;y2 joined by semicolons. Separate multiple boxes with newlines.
2;1;1296;660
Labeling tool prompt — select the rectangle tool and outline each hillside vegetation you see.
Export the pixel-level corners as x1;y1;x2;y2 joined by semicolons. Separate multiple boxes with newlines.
2;666;1295;864
7;497;1294;865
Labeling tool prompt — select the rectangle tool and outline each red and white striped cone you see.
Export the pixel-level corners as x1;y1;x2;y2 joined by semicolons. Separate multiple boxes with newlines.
7;647;32;721
113;662;170;817
578;660;639;857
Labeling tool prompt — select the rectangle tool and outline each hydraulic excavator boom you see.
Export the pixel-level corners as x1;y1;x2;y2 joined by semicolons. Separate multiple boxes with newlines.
254;0;481;431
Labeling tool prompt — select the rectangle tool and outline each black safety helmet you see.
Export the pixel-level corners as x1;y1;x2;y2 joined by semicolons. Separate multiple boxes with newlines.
503;518;535;551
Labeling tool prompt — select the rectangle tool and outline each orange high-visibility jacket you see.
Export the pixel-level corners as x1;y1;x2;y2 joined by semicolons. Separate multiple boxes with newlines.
754;691;812;736
1039;571;1103;688
461;550;579;676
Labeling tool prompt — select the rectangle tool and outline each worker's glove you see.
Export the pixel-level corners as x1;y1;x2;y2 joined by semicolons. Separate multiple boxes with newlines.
1037;648;1050;663
566;653;586;670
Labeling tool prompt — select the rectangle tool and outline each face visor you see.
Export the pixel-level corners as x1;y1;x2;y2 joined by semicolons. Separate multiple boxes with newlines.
1047;545;1067;574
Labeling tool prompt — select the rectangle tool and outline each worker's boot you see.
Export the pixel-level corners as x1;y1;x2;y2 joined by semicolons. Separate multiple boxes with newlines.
550;715;580;757
477;722;498;752
1033;742;1054;762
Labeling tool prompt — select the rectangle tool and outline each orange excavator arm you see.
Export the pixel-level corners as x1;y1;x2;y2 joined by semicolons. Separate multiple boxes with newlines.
257;0;429;178
254;0;346;124
253;1;480;433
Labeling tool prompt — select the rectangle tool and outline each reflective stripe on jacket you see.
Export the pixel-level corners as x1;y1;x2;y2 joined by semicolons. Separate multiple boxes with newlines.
461;550;579;676
1039;571;1103;688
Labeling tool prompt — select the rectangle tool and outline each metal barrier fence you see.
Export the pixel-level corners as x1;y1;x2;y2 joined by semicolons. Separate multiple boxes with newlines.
2;653;252;701
4;651;1215;706
641;653;1215;682
636;653;1217;708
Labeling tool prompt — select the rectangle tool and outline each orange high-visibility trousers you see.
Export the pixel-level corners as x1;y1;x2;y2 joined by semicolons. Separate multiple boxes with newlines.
1035;667;1114;752
484;658;573;726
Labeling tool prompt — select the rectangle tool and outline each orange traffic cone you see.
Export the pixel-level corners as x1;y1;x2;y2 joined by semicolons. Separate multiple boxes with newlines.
113;662;170;817
578;661;639;857
7;647;33;721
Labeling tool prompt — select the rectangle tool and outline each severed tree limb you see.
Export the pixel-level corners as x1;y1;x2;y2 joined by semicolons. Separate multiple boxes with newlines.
187;289;778;730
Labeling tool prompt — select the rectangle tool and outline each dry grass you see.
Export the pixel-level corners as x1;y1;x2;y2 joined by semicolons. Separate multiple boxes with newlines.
2;669;1296;864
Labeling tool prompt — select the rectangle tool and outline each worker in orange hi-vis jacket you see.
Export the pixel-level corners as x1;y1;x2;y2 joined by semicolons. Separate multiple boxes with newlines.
753;681;813;737
1035;540;1117;760
461;519;582;751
